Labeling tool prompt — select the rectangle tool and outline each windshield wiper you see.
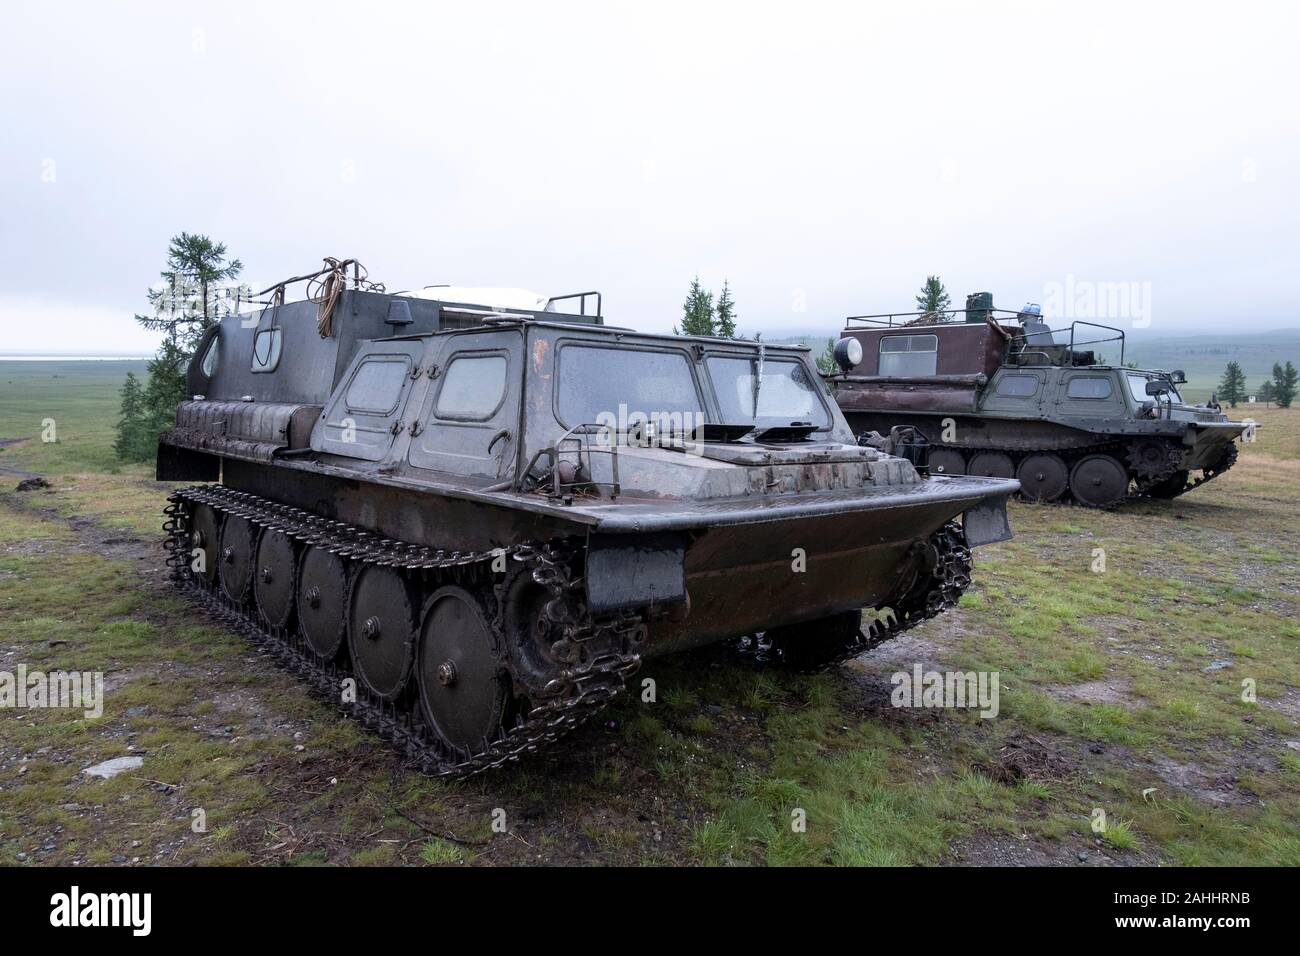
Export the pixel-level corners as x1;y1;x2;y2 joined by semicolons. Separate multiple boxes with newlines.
750;343;765;419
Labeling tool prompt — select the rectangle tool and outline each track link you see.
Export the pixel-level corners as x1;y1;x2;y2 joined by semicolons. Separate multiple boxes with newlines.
164;485;642;778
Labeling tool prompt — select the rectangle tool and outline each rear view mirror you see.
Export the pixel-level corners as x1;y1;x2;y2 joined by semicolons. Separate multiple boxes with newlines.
1145;380;1169;396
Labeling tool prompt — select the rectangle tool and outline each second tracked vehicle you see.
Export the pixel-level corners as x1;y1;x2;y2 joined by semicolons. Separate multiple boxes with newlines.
157;261;1018;775
831;295;1249;508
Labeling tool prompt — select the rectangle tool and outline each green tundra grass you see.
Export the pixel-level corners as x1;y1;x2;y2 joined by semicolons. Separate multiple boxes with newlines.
0;360;1297;866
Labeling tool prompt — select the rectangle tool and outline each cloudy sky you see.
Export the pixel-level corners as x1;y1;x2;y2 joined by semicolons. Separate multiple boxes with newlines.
2;0;1297;353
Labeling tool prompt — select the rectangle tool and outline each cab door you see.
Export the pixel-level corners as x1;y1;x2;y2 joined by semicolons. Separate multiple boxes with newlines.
407;329;522;479
1055;370;1125;417
314;340;424;461
980;368;1049;415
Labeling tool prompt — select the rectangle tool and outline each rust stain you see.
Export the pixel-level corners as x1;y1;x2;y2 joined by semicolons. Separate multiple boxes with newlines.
532;337;551;376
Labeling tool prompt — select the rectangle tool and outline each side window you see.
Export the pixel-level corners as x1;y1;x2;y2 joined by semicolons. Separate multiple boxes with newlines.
434;354;508;421
879;334;938;377
251;328;282;373
345;358;409;414
996;374;1039;397
1066;376;1113;400
200;334;220;377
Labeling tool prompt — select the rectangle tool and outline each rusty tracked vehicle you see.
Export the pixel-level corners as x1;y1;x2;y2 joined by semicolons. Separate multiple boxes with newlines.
831;296;1248;508
157;263;1017;775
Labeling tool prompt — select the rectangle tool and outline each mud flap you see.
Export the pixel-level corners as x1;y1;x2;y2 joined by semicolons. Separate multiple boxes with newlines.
156;442;220;481
962;495;1012;548
585;533;687;613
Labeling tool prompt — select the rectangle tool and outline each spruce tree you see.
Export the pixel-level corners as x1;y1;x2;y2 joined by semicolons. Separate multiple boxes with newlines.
135;233;244;354
914;275;951;321
815;338;838;377
1257;380;1275;405
118;234;244;462
676;275;716;336
1273;361;1298;408
1218;361;1247;407
715;280;737;338
113;372;151;461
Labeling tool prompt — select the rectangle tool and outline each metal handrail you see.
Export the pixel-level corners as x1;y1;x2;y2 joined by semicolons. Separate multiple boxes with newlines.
1063;320;1126;365
546;291;602;317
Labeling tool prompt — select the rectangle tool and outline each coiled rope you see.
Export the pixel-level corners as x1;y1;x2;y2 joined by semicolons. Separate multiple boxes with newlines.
303;257;385;338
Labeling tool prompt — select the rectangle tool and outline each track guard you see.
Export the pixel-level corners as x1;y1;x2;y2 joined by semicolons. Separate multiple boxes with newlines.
962;494;1012;548
585;533;687;613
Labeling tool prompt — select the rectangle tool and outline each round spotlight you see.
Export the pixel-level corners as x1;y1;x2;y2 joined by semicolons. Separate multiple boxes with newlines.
833;337;863;372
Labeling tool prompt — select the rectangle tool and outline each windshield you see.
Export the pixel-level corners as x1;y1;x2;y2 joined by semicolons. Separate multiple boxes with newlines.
1127;373;1183;405
556;345;704;430
705;356;830;429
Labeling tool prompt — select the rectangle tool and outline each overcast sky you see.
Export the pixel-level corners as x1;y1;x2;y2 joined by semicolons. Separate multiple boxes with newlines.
2;0;1298;353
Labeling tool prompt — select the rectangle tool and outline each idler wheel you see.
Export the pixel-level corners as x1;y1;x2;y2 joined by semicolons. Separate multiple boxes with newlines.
1069;454;1130;507
1016;453;1069;502
188;504;221;585
967;451;1015;479
417;586;508;752
218;515;254;604
253;528;297;629
297;546;349;660
928;448;966;476
347;564;416;700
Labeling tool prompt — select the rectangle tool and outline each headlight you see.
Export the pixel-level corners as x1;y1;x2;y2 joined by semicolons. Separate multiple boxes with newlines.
833;337;863;372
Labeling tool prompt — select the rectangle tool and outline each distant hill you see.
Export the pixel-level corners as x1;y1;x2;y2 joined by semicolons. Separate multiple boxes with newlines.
1123;329;1300;394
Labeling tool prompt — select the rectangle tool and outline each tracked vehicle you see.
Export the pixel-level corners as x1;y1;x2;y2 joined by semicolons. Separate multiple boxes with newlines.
831;295;1248;508
157;261;1017;775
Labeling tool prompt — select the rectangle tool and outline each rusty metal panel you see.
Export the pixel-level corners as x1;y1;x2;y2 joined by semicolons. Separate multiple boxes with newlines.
843;324;1004;378
836;379;981;414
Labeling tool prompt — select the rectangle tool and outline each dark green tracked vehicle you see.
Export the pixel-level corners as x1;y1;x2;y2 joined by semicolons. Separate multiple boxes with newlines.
831;295;1248;508
157;262;1017;775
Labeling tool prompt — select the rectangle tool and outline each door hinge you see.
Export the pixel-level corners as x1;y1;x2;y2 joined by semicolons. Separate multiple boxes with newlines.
390;421;406;435
409;421;423;438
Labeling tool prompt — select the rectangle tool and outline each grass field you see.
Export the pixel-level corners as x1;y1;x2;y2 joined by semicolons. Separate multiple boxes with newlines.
1;360;1297;866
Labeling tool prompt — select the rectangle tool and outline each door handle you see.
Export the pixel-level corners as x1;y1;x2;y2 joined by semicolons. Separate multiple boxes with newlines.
488;429;511;453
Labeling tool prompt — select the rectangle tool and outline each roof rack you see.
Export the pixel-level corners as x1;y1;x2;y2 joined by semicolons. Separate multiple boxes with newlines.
845;308;1025;327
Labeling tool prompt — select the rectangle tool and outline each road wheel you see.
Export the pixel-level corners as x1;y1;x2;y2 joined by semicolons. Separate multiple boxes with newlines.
928;448;966;476
417;585;509;752
968;451;1015;479
1016;453;1069;502
218;515;254;604
297;547;349;660
348;565;416;700
1069;454;1129;507
253;529;297;629
188;504;221;585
